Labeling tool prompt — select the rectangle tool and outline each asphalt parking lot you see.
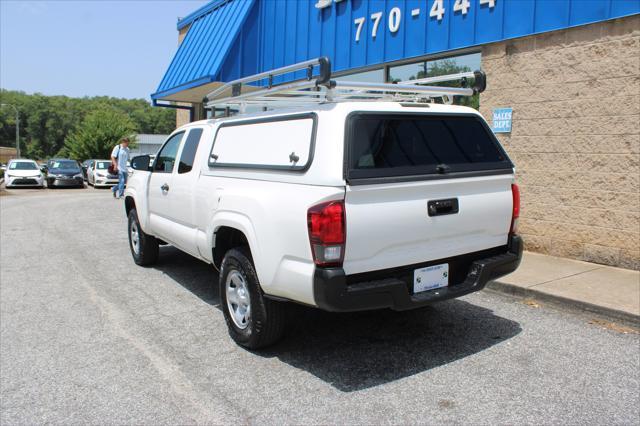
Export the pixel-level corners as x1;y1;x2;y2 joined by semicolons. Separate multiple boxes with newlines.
1;187;639;424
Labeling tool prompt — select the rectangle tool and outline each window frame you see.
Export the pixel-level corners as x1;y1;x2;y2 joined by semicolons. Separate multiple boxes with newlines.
343;111;514;185
208;112;317;172
152;131;186;174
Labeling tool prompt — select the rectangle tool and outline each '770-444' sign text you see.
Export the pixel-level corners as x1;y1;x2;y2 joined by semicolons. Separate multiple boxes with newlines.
346;0;497;42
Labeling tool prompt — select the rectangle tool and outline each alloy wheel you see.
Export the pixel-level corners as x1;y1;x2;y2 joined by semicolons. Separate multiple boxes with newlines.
225;270;251;329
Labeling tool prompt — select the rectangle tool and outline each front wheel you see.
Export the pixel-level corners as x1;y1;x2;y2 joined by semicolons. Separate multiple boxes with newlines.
128;209;159;266
219;247;288;349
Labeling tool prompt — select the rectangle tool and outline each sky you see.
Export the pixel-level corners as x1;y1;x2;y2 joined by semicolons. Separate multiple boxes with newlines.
0;0;209;100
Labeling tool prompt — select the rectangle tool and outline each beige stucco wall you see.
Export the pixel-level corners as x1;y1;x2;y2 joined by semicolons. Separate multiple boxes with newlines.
175;102;205;128
480;15;640;270
176;107;191;127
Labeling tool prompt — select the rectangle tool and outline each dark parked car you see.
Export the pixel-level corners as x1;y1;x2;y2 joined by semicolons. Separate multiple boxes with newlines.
46;159;84;188
44;158;64;172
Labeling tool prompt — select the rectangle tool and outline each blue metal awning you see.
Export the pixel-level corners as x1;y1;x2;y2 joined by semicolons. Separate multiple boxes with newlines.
154;0;639;104
151;0;255;101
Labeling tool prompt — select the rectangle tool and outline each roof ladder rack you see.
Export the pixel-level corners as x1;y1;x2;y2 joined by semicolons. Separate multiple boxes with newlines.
204;57;486;114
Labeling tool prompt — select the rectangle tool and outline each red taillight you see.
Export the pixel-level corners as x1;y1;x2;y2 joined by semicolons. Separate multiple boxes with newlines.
510;183;520;234
307;200;345;267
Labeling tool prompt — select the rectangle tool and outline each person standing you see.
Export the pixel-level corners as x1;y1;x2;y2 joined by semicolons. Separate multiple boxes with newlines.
110;137;130;199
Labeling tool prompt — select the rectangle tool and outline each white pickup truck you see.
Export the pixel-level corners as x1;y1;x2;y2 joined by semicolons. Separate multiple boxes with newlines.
125;64;522;349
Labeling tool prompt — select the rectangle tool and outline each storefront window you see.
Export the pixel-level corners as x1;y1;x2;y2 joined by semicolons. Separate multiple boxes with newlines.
334;68;385;83
388;53;481;109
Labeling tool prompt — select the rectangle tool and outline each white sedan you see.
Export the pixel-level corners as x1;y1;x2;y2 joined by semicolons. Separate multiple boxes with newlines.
4;159;45;188
87;160;119;188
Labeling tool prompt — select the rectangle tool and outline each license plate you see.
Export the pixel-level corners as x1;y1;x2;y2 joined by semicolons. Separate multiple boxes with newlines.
414;263;449;293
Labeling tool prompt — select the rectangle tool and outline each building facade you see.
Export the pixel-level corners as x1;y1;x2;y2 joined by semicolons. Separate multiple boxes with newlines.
153;0;640;270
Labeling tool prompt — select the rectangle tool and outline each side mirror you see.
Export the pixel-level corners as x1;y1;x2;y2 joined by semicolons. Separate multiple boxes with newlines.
131;155;151;171
40;166;48;173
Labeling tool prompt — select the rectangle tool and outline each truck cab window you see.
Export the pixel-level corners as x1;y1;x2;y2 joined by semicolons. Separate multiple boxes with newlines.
154;132;184;173
178;128;203;174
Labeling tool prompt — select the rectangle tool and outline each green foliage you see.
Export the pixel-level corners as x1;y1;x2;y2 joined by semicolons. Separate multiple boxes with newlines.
0;90;175;160
62;108;136;160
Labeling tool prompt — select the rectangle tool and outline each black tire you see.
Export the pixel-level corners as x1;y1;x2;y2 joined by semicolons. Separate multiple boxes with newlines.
219;247;288;349
127;208;159;266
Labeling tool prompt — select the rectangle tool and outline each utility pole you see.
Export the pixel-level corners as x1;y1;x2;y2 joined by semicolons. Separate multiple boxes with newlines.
1;103;20;158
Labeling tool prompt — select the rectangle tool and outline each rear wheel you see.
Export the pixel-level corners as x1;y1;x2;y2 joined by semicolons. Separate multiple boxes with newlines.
128;209;159;266
219;247;288;349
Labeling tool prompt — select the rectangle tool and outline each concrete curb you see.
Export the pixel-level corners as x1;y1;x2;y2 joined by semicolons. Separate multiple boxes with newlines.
486;280;640;326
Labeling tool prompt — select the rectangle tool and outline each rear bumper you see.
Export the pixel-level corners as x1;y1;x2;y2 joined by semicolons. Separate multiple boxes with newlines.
313;235;523;312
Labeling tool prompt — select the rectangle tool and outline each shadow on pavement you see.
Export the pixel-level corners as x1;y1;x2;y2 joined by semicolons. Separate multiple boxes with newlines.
155;246;220;306
154;246;522;392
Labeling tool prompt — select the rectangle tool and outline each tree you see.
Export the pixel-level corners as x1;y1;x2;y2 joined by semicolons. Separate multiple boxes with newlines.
62;108;136;160
0;90;176;160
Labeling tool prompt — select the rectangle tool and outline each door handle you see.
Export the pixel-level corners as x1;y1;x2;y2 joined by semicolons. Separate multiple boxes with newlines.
428;198;459;217
161;183;169;192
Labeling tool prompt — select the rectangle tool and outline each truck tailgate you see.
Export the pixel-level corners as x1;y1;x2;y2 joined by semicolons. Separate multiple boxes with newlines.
343;174;513;275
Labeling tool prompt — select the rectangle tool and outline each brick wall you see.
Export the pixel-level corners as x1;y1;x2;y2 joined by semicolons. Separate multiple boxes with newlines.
480;15;640;270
